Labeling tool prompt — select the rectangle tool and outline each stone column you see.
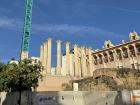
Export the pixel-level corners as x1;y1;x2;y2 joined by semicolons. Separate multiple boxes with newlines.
81;47;87;77
78;56;82;77
43;42;47;70
126;46;135;66
96;55;100;69
132;44;138;65
106;51;110;62
40;45;44;65
66;42;70;75
47;38;52;75
74;44;79;77
101;53;107;68
120;48;124;59
126;46;131;58
133;44;138;56
88;48;93;76
113;50;117;61
118;49;124;67
56;40;62;75
113;50;119;68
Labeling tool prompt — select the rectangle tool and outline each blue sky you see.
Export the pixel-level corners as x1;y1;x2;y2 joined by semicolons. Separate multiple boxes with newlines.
0;0;140;66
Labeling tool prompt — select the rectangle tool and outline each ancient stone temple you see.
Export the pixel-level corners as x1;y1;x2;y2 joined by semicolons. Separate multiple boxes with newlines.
36;31;140;91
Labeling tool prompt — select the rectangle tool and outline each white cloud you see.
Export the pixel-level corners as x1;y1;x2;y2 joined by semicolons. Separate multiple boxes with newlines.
112;7;140;13
0;17;14;27
0;17;21;30
32;23;124;38
0;16;125;39
88;5;140;14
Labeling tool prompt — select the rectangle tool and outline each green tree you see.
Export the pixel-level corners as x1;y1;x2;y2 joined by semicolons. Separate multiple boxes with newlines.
0;62;4;72
0;59;42;92
0;62;8;91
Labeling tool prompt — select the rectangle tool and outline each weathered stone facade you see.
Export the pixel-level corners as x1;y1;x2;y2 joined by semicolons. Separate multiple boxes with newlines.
38;31;140;91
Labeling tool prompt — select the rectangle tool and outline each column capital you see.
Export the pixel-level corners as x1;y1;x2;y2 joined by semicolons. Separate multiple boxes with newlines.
74;44;78;48
122;46;128;49
66;41;70;45
43;42;47;45
132;43;136;46
40;44;43;48
57;40;62;44
47;37;52;41
113;49;117;52
109;50;114;52
118;48;123;51
100;53;104;56
105;51;110;54
93;54;98;57
125;46;129;49
81;46;85;49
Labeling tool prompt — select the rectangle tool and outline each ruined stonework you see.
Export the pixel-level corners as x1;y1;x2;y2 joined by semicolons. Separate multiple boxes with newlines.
37;31;140;91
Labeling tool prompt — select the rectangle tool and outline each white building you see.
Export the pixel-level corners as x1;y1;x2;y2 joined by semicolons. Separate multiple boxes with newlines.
31;57;40;64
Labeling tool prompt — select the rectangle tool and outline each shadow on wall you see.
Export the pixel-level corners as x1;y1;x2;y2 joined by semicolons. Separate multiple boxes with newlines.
1;92;19;105
1;91;55;105
114;90;131;105
114;91;123;105
33;91;84;105
1;91;33;105
33;92;62;105
2;91;94;105
1;91;83;105
1;91;132;105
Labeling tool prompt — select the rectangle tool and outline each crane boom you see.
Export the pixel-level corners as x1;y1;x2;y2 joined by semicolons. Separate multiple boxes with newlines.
20;0;33;60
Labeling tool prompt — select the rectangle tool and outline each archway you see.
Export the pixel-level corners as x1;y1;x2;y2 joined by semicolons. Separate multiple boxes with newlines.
93;68;123;86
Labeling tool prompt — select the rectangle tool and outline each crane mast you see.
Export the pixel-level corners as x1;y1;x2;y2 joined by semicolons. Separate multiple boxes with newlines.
20;0;33;60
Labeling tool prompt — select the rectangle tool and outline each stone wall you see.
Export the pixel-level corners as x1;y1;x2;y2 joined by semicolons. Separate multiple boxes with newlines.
1;90;139;105
37;75;71;91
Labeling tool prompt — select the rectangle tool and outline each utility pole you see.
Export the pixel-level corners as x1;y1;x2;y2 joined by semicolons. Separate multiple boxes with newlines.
20;0;33;60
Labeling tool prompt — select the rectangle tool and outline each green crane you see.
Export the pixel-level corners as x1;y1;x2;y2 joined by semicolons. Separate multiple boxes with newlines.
20;0;33;60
